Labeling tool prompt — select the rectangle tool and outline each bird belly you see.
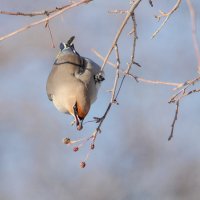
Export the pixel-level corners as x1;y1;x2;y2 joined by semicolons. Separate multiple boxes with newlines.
51;88;75;115
52;95;69;114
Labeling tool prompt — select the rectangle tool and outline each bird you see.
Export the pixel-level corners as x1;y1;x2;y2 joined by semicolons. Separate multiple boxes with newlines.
46;36;104;130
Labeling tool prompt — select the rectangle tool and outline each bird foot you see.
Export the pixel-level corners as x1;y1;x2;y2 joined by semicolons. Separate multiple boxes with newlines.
94;73;105;84
93;117;104;123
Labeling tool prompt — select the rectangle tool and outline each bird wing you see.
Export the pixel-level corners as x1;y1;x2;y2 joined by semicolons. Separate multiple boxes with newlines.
46;50;82;101
76;58;103;104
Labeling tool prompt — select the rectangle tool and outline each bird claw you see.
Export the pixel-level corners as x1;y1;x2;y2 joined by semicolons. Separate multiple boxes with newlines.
94;73;105;84
93;117;103;123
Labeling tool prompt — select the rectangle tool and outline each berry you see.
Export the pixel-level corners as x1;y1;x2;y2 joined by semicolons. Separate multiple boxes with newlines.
73;147;79;152
63;138;71;144
90;144;95;150
80;161;86;168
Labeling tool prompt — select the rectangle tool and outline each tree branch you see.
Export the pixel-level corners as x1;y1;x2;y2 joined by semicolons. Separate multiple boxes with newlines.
0;0;92;42
0;4;71;17
168;100;180;141
100;0;142;72
152;0;182;38
92;48;182;87
186;0;200;73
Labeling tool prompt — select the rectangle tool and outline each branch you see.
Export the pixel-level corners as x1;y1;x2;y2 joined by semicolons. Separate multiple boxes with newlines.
91;48;116;68
92;48;182;87
0;0;92;42
0;4;71;17
186;0;200;73
183;88;200;97
168;100;180;141
168;76;200;140
152;0;182;38
108;10;128;15
72;4;142;166
169;75;200;103
149;0;153;7
111;44;120;102
129;75;181;87
100;0;142;72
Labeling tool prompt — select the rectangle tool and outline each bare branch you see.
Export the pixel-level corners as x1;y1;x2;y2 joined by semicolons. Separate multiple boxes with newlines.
91;48;116;68
173;76;200;90
93;48;182;87
152;0;182;39
130;75;181;87
168;101;180;141
186;0;200;73
0;4;72;17
108;10;128;15
0;0;92;42
183;88;200;97
149;0;153;7
111;44;120;103
100;0;142;72
46;23;55;48
86;4;142;160
168;75;200;140
169;76;200;103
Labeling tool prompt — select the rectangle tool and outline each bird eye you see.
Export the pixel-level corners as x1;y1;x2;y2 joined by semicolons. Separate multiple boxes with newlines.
59;42;66;51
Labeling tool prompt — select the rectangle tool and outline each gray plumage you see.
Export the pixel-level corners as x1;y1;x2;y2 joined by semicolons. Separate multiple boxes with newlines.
46;39;104;128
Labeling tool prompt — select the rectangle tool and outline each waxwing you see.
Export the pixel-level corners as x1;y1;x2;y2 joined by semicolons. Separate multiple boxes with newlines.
46;36;104;130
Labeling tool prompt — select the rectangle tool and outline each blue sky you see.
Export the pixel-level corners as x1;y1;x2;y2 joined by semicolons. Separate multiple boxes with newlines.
1;1;200;199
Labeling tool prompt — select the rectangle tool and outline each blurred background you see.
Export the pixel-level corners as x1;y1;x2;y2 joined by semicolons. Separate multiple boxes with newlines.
1;0;200;199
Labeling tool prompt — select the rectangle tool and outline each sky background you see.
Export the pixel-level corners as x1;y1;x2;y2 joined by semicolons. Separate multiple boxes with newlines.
1;0;200;200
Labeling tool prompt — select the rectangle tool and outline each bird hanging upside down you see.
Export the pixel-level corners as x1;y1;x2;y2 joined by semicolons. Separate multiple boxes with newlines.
46;36;104;130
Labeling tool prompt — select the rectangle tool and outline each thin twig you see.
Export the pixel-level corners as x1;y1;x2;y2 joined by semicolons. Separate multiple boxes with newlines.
149;0;153;7
173;76;200;90
130;75;181;87
186;0;200;73
168;101;180;141
46;23;55;48
92;48;181;87
100;0;142;72
0;4;71;17
90;4;142;152
152;0;182;38
111;44;121;103
183;88;200;97
114;12;138;100
108;10;128;15
169;76;200;103
0;0;92;42
91;48;116;68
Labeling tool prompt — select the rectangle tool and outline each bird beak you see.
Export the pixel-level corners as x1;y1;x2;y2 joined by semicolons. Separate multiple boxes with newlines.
73;102;83;130
74;113;83;130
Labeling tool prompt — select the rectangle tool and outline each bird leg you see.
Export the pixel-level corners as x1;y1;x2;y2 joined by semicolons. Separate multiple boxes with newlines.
73;102;80;126
77;120;83;131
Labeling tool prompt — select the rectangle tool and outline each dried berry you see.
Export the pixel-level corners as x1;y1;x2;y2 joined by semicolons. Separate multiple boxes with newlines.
80;161;86;168
90;143;95;150
63;138;71;144
73;147;79;152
